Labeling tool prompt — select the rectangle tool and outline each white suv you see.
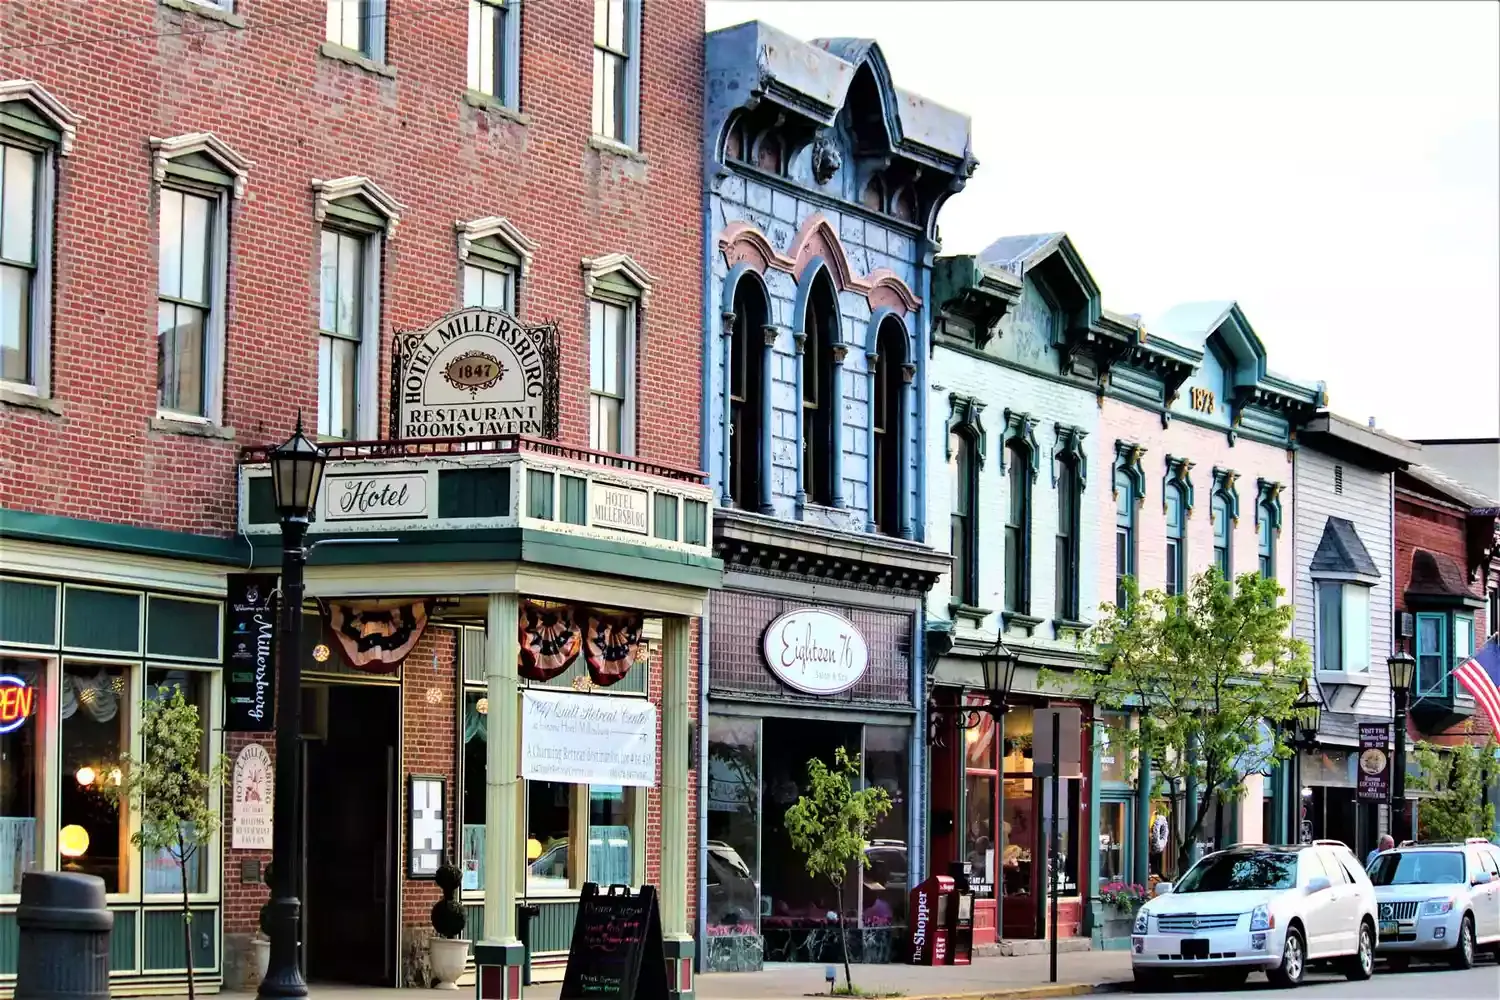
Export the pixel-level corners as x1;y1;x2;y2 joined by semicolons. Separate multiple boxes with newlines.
1131;843;1377;989
1367;839;1500;969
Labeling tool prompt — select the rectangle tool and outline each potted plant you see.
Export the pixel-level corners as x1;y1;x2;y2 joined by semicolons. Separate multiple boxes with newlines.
1098;881;1150;941
251;899;271;984
429;859;470;988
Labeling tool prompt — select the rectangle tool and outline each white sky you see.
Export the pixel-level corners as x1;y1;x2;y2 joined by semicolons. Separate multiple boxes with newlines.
705;1;1500;440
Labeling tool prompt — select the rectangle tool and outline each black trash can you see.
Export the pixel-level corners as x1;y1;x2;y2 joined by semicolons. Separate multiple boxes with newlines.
15;871;112;1000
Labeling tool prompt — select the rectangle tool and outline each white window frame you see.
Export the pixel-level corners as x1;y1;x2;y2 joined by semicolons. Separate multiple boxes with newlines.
1314;578;1372;674
150;133;250;426
467;0;521;108
588;298;635;455
0;81;78;400
456;215;536;313
326;0;388;62
581;253;653;456
591;0;642;148
312;177;402;441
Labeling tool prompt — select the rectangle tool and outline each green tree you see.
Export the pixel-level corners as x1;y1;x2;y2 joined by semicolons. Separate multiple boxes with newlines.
1044;571;1312;876
784;747;891;995
100;684;227;1000
1409;733;1499;842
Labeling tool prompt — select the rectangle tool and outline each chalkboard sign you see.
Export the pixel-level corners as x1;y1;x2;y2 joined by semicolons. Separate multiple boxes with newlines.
559;883;669;1000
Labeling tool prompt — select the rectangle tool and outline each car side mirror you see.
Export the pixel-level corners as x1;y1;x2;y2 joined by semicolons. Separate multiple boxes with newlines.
1472;872;1493;886
1307;876;1332;893
1154;883;1174;896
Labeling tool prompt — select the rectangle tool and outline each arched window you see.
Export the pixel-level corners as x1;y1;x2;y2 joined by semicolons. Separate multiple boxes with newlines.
801;270;839;506
1115;469;1136;608
950;429;978;607
728;276;768;510
1055;454;1079;620
872;318;906;535
1165;483;1187;597
1004;441;1031;614
1212;491;1231;579
1258;504;1276;578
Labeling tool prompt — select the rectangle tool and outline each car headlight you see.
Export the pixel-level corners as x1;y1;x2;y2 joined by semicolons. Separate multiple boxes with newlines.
1420;898;1454;916
1133;909;1150;934
1249;903;1273;931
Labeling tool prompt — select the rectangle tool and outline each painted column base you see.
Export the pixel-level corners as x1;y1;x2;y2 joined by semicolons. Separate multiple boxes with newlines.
474;941;526;1000
664;935;696;999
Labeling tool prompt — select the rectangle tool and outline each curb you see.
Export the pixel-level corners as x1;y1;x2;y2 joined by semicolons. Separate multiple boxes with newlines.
890;981;1125;1000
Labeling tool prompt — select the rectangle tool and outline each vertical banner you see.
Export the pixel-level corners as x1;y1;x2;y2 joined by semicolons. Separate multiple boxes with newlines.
1357;722;1390;801
225;572;278;731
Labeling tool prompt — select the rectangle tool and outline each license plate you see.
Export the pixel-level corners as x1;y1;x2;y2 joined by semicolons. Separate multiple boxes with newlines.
1379;920;1398;936
1181;938;1210;959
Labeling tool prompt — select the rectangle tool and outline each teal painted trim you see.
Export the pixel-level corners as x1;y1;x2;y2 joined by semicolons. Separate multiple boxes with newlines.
142;907;216;971
0;507;244;565
1133;746;1152;885
64;586;142;653
531;898;580;953
147;594;221;660
112;907;138;971
1086;717;1102;937
464;900;484;941
560;475;588;526
519;530;723;591
0;578;58;645
0;911;14;974
302;527;524;566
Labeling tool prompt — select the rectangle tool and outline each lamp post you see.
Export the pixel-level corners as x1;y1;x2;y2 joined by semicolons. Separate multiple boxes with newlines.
927;635;1017;743
1387;651;1416;844
259;417;325;1000
1289;686;1321;844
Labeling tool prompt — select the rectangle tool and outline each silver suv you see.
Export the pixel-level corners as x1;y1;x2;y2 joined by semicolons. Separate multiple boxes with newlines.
1366;838;1500;969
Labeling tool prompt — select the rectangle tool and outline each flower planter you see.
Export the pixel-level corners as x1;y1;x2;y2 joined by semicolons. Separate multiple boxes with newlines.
250;937;270;984
429;937;470;989
1101;908;1138;941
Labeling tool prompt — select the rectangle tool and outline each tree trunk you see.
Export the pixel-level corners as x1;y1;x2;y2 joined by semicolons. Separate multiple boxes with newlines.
835;881;852;994
180;831;195;1000
1177;784;1217;877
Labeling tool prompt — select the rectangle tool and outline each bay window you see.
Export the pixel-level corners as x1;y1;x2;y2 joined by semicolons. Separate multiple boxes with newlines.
1316;582;1371;674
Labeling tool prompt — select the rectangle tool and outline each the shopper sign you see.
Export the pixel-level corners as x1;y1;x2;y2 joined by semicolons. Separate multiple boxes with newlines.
232;743;274;850
520;689;657;787
762;608;870;695
1357;722;1390;802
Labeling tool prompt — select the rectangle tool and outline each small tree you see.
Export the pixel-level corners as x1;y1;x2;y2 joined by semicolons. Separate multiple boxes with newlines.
783;747;891;995
1409;732;1499;842
101;685;227;1000
1045;571;1311;876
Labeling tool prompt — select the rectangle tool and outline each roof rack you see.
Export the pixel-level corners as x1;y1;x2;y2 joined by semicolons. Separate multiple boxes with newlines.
1466;837;1494;845
1398;840;1465;848
1312;839;1351;849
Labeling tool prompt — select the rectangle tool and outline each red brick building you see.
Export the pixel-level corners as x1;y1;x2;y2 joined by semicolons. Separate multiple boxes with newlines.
0;1;712;994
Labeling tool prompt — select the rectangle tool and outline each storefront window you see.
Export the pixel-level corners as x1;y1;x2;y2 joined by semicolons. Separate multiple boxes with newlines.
462;690;486;891
862;725;908;927
965;774;995;888
1099;801;1128;883
1000;777;1034;898
1041;776;1080;894
0;657;42;894
706;716;759;934
526;779;573;892
1098;715;1128;784
143;667;210;894
60;662;129;893
588;785;632;885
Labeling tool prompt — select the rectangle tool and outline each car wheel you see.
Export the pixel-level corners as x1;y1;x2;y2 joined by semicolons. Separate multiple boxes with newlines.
1267;927;1306;988
1450;914;1475;970
1133;968;1172;990
1345;920;1375;981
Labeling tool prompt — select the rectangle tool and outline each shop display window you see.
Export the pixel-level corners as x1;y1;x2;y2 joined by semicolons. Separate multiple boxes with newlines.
863;725;909;926
706;716;760;934
59;662;129;893
1098;801;1128;882
461;690;487;890
142;667;212;895
587;785;632;886
0;656;42;894
527;779;573;891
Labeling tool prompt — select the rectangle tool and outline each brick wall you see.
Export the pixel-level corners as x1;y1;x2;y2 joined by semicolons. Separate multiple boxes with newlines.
0;0;705;532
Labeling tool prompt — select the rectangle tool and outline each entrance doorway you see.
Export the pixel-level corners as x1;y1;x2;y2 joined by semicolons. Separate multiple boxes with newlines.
301;682;400;985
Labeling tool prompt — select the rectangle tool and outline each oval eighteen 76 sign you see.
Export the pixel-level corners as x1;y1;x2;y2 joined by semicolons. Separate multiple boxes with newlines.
762;608;869;696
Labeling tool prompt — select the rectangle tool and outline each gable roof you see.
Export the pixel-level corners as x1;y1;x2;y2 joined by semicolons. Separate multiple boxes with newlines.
977;232;1102;329
1310;517;1380;579
1403;462;1498;514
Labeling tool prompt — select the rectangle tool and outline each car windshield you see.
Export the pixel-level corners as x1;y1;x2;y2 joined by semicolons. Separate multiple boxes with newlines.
1368;851;1464;886
1174;852;1298;893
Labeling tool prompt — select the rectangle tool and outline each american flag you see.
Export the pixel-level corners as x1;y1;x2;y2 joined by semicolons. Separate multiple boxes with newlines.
1454;634;1500;728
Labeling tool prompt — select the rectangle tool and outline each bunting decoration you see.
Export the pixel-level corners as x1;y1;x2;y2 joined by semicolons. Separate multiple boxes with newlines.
324;599;432;674
583;609;648;687
518;601;583;681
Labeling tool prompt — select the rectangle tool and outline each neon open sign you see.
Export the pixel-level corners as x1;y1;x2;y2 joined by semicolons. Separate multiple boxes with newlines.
0;676;36;734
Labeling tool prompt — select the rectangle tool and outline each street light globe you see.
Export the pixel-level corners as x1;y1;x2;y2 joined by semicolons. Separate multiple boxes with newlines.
59;824;90;859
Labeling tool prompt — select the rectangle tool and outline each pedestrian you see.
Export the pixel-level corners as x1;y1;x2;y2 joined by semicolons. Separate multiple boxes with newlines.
1366;834;1394;867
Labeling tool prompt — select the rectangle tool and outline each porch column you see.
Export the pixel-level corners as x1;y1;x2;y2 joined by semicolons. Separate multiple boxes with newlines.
1133;744;1151;886
481;592;523;951
660;616;695;996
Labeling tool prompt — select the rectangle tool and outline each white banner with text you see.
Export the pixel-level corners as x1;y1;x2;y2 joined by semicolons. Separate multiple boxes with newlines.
520;689;657;787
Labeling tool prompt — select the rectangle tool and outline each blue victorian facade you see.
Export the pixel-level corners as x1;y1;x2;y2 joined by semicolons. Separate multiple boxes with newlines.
697;22;974;971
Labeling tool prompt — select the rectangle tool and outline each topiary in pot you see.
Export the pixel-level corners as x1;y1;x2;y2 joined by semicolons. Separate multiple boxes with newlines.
428;858;469;989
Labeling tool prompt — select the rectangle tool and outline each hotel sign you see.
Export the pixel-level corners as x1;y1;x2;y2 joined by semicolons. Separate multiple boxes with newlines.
232;743;274;850
762;608;870;696
590;483;649;534
322;472;429;521
394;307;559;440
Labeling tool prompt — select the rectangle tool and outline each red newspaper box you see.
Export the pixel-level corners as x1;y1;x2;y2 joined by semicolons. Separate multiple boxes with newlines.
908;875;953;965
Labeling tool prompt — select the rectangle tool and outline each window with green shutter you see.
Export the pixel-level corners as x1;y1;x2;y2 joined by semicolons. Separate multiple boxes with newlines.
146;596;221;661
62;586;142;654
0;578;58;647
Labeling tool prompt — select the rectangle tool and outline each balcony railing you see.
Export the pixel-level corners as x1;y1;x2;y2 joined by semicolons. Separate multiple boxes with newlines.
237;435;712;554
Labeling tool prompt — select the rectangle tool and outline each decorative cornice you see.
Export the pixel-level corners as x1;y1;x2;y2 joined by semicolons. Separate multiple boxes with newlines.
719;213;921;312
946;394;986;468
311;175;404;232
1211;467;1242;525
0;79;81;156
1051;423;1089;492
581;252;655;307
999;409;1041;481
1163;455;1196;514
456;216;539;276
1112;440;1147;504
150;132;253;198
713;506;948;593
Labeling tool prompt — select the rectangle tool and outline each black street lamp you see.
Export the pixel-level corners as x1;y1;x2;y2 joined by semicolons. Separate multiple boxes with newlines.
1288;685;1322;844
928;635;1017;744
1387;651;1416;844
259;416;325;1000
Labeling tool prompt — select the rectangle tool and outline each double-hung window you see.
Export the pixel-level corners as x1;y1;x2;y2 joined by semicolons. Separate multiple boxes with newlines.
1415;612;1448;698
1003;444;1031;614
318;229;368;440
1165;484;1186;597
467;0;518;106
1114;471;1136;608
1316;582;1371;674
326;0;387;61
589;300;631;454
1211;492;1231;579
592;0;636;145
1258;505;1276;578
950;431;978;607
156;189;217;418
1055;455;1079;620
463;259;514;312
0;142;41;389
